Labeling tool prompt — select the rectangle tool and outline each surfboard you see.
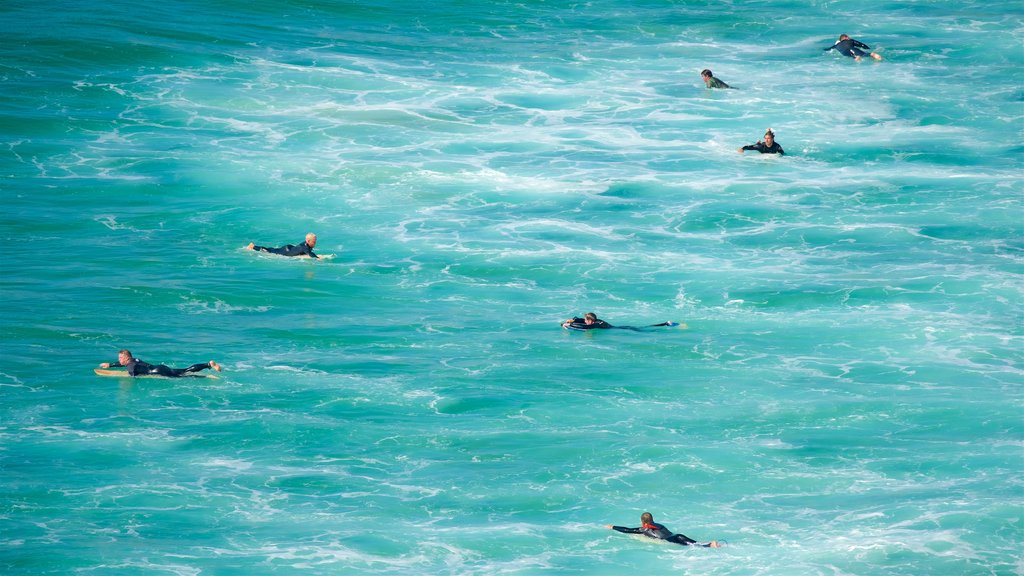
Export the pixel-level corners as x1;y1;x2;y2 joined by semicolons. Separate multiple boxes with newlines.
628;534;725;547
94;368;220;379
629;534;672;546
257;252;335;260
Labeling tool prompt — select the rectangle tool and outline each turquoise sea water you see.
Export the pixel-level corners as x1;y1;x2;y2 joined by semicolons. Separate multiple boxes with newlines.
2;1;1022;574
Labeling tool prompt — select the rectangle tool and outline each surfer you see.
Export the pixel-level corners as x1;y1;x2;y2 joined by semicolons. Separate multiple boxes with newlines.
562;312;678;331
700;69;731;89
607;512;721;548
246;232;319;259
823;34;882;61
99;349;222;378
738;128;784;155
563;312;612;330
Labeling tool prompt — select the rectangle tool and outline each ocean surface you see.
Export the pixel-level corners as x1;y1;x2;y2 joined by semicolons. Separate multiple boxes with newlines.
2;1;1022;574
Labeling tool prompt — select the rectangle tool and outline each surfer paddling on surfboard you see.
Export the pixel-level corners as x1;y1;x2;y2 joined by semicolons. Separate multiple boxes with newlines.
562;312;682;331
823;34;882;62
607;512;722;548
738;128;784;155
246;232;319;259
99;349;222;378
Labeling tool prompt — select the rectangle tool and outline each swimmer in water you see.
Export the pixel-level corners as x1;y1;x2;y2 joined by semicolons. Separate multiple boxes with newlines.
246;232;319;258
563;312;613;330
607;512;721;547
700;69;731;89
100;349;222;378
562;312;678;331
738;128;784;155
824;34;882;61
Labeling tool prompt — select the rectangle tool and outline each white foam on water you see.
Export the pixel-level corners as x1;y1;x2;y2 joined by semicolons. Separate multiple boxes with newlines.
80;561;201;576
175;297;271;315
22;425;183;443
4;3;1021;575
198;458;254;472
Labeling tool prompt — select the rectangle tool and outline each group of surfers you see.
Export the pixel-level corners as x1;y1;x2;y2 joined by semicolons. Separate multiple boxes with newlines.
600;34;886;549
708;33;883;157
97;34;884;549
100;310;668;377
99;242;716;547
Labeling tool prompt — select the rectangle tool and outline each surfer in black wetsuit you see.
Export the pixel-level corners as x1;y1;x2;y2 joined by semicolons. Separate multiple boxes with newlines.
562;312;613;330
738;128;784;155
824;34;882;61
701;69;731;89
608;512;721;548
562;312;678;331
246;232;319;258
100;349;222;377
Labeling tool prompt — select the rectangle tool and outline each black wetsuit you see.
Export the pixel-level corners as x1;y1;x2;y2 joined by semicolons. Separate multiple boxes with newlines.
108;358;214;378
564;317;613;330
741;141;784;155
705;76;731;89
611;523;711;546
564;318;674;331
825;38;873;59
252;241;318;259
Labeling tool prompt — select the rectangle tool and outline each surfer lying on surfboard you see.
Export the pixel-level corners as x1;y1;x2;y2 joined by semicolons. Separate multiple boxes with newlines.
608;512;721;547
562;312;681;331
246;232;319;259
99;349;222;378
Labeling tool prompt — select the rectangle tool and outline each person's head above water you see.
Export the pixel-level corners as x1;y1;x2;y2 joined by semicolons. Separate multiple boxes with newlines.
701;69;713;78
838;34;850;41
305;232;317;248
764;128;775;143
118;349;132;364
640;512;655;525
584;312;598;324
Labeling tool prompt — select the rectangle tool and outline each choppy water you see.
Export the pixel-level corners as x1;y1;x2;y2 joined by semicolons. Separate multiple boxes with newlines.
2;1;1022;574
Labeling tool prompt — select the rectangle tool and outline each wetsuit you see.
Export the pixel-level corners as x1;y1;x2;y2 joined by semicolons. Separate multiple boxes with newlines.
564;317;613;330
108;357;215;378
741;141;784;155
564;318;674;331
824;38;873;59
705;76;731;89
252;241;318;259
611;523;712;546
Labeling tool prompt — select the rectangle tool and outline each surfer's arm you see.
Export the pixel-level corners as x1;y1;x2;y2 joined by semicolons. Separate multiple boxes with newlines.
823;43;837;52
608;525;642;534
100;361;124;368
852;39;871;49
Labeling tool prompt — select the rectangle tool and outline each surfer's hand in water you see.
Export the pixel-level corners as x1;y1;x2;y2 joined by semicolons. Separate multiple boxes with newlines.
99;362;110;368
